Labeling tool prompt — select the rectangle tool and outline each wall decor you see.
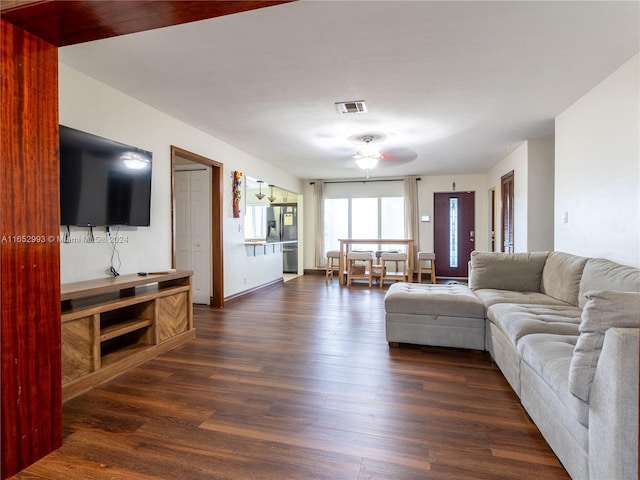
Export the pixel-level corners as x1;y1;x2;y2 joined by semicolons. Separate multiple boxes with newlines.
232;170;243;218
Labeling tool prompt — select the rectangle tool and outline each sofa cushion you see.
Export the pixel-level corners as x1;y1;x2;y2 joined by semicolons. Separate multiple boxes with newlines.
569;290;640;401
487;303;582;345
541;252;587;307
474;289;569;308
518;333;589;427
578;258;640;308
469;251;549;292
384;283;485;318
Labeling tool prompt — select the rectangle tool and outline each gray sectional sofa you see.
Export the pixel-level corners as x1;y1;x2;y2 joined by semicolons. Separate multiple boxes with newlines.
384;251;640;480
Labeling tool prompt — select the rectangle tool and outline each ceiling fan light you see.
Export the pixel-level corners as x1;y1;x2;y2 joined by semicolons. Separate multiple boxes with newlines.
356;143;381;158
355;157;379;170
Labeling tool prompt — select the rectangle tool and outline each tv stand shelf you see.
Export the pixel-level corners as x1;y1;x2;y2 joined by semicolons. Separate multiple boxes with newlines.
100;318;153;342
61;271;195;402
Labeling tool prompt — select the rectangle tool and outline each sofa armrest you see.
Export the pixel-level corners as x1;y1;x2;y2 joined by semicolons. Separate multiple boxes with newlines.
588;327;638;480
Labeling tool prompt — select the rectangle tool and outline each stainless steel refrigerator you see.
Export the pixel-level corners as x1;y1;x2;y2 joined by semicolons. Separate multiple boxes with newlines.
266;204;298;273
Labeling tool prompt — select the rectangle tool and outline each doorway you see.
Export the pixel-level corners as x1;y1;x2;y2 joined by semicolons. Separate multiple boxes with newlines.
434;191;475;278
501;171;515;253
171;146;224;308
175;167;211;304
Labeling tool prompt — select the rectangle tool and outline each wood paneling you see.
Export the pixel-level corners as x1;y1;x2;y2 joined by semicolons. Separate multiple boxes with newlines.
1;0;294;47
13;276;570;479
156;292;189;342
0;18;62;478
61;316;97;383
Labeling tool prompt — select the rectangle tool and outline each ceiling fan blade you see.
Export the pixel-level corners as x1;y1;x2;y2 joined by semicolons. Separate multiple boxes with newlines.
379;147;418;165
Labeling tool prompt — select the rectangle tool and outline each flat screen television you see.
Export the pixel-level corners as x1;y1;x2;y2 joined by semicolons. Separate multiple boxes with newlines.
59;125;152;226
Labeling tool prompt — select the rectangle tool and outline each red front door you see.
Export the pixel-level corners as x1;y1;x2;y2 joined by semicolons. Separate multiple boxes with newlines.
434;192;475;278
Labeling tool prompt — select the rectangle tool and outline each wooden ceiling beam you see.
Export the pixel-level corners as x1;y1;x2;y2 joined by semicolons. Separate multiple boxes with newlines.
1;0;294;47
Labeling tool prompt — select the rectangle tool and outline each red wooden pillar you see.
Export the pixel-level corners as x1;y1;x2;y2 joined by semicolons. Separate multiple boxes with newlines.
1;18;62;478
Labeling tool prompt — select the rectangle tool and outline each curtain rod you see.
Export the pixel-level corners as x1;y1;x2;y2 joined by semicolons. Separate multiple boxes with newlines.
309;178;421;185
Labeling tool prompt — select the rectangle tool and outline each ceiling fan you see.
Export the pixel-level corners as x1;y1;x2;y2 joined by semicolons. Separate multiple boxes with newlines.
352;135;383;172
348;133;418;177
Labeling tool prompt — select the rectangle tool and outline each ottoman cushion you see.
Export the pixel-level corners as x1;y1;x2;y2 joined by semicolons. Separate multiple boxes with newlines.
385;283;485;318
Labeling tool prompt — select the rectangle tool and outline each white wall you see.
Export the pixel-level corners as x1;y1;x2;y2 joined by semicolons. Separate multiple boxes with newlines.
527;137;555;251
555;54;639;267
59;64;303;296
485;138;555;253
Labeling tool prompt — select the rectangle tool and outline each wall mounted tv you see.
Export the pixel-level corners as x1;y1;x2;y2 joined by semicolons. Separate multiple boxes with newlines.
59;125;152;227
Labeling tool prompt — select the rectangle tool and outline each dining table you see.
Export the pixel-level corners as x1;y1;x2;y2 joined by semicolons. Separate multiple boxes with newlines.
337;238;414;286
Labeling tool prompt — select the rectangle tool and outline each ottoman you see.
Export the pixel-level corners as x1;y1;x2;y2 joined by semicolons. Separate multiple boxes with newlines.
384;283;486;350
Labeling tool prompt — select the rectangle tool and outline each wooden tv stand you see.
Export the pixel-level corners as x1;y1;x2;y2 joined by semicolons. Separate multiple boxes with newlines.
60;270;195;402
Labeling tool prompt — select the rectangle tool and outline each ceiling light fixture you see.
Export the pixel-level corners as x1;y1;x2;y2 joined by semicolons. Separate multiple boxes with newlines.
353;135;382;175
268;185;277;203
255;180;265;200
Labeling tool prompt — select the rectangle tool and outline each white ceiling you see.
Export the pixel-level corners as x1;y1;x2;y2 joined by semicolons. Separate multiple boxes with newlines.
59;1;639;180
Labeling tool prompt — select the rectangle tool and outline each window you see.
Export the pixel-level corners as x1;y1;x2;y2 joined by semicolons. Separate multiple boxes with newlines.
352;198;378;239
324;198;348;251
449;197;458;268
324;196;405;253
381;197;405;239
244;204;268;239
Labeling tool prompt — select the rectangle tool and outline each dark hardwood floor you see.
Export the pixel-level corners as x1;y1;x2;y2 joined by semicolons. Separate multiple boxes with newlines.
13;275;570;479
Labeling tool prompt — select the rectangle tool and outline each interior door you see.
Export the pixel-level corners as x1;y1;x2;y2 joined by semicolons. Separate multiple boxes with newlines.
175;172;191;271
175;168;211;304
434;192;475;278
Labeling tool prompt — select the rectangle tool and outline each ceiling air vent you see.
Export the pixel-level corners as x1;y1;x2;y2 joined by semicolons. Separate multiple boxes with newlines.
335;100;367;114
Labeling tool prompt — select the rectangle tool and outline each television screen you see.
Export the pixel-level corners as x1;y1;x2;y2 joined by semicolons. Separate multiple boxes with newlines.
59;125;152;226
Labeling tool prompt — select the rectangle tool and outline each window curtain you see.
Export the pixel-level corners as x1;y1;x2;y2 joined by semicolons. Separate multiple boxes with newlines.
404;176;420;271
314;180;326;268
